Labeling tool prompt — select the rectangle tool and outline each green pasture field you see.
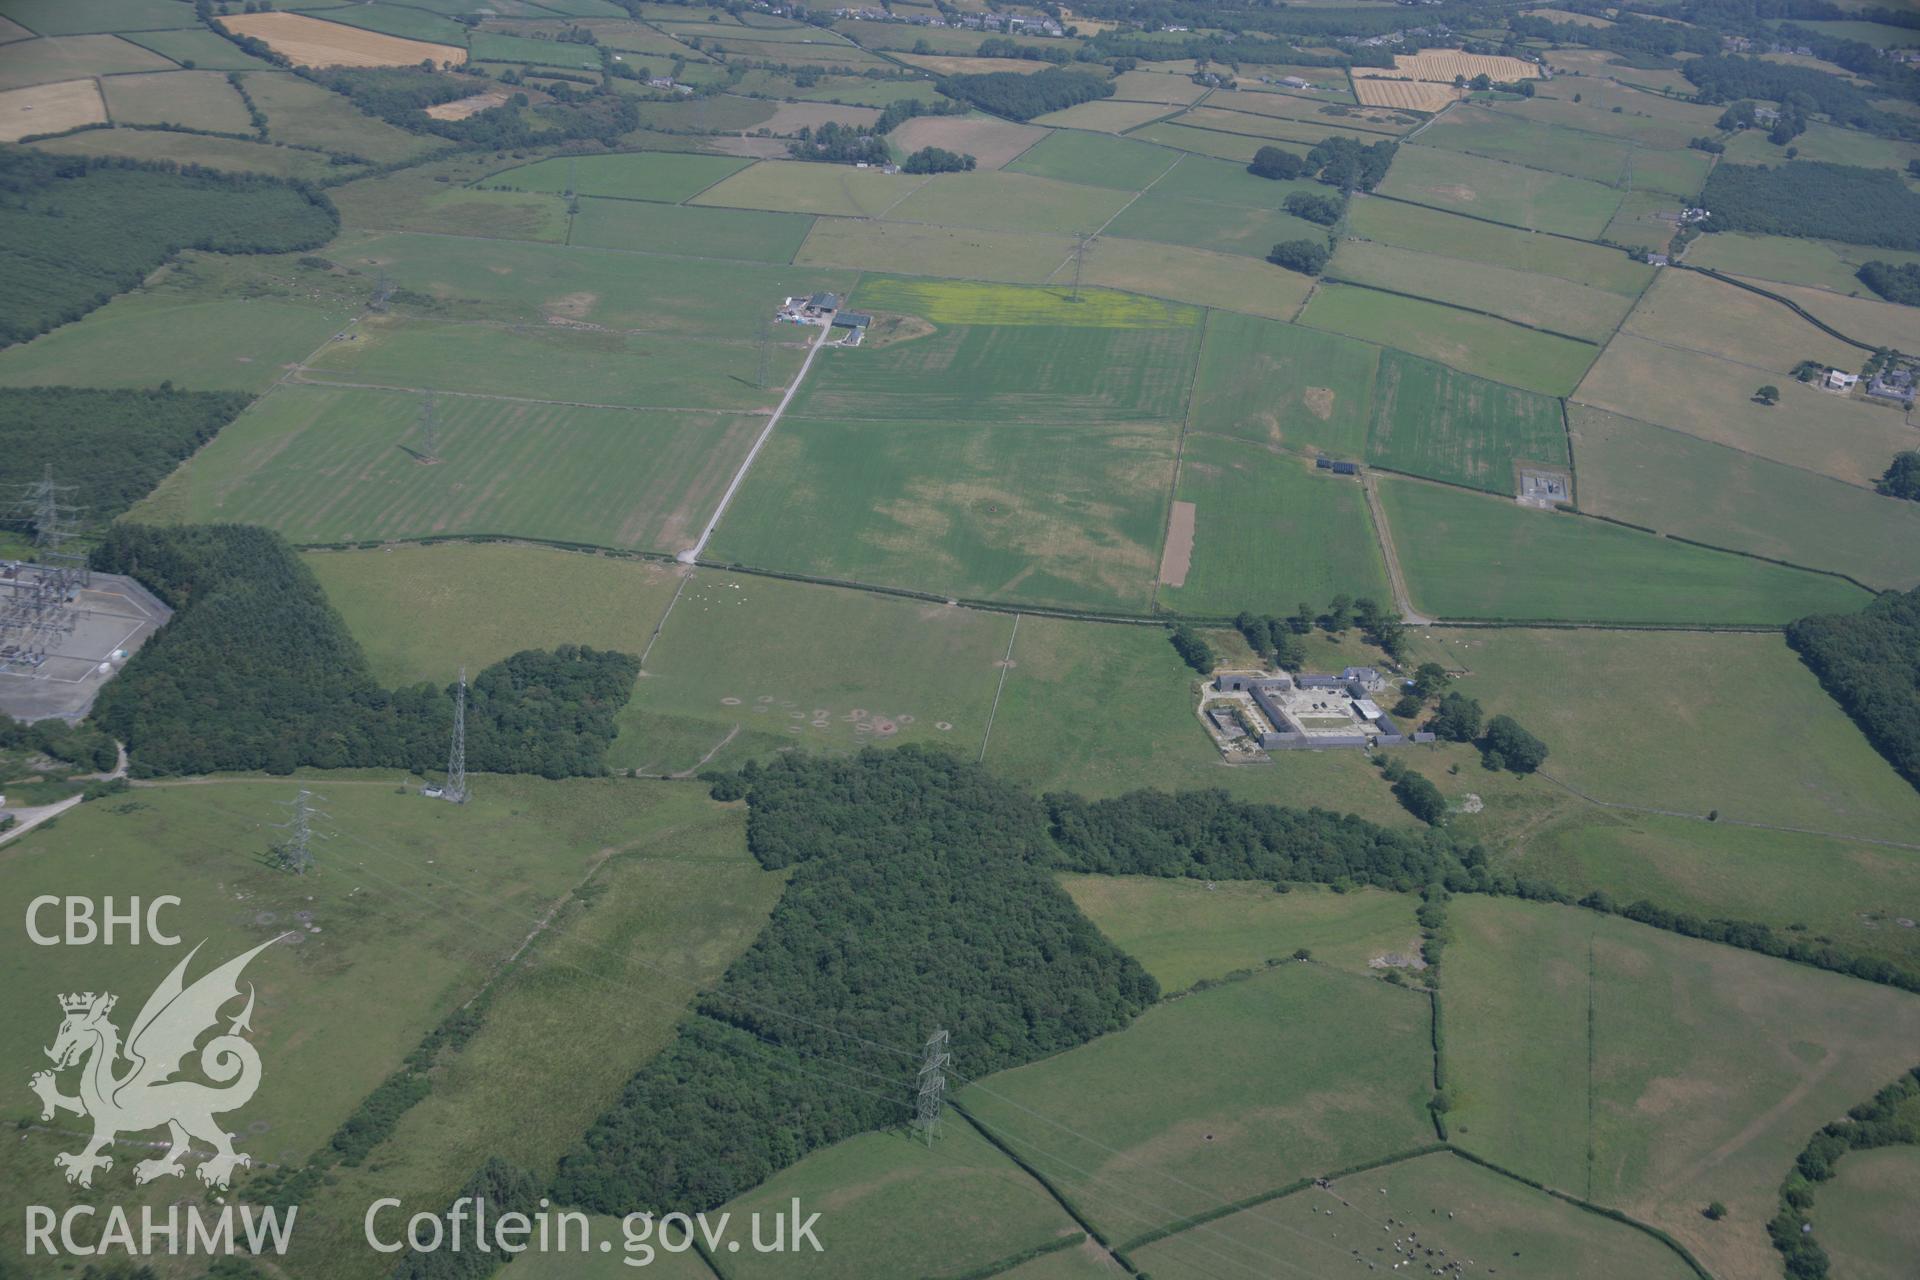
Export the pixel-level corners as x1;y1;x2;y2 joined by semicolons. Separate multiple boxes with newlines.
242;70;438;163
980;616;1415;825
1419;105;1710;198
1233;67;1357;102
1347;197;1655;295
137;383;762;553
1722;118;1920;172
1078;237;1315;319
1446;896;1920;1280
994;1242;1113;1279
0;32;172;88
98;68;252;131
720;1120;1083;1280
708;416;1178;613
1103;189;1329;259
1473;92;1724;149
333;228;855;335
611;570;1012;774
1376;144;1626;238
1684;231;1920;294
301;2;471;44
852;276;1199;328
885;170;1133;235
470;30;605;66
1597;186;1682;252
577;19;704;56
569;196;814;263
0;0;195;35
1569;404;1920;591
1206;89;1408;133
1004;128;1181;191
626;94;778;131
1512;809;1920;972
1814;1146;1920;1280
1621;266;1862;376
1113;67;1209;104
478;150;749;201
1154;152;1320;208
0;775;723;1270
1446;626;1920;845
796;216;1076;283
1132;1149;1699;1280
779;75;946;107
1376;475;1871;623
279;789;783;1279
1186;311;1380;456
0;292;350;392
691;159;929;218
1366;350;1567;492
1130;120;1267;162
1062;877;1419;989
1031;98;1177;132
32;124;349;179
1328;239;1634;343
1298;284;1599;397
308;543;687;686
332;164;573;240
121;26;277;69
1159;435;1392;615
1571;334;1915;489
701;37;891;67
793;321;1200;424
302;314;805;411
960;965;1435;1244
1752;277;1920;354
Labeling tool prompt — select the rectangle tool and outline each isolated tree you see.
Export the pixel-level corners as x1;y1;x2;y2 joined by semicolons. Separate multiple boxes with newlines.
1268;237;1331;276
1877;451;1920;501
1755;384;1781;405
1428;692;1483;743
1392;769;1448;825
1170;625;1214;674
1248;145;1304;180
1704;1202;1728;1221
1482;714;1549;773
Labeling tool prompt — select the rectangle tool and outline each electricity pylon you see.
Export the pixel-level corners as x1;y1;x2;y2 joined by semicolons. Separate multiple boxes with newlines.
913;1029;950;1146
271;788;331;875
442;667;468;804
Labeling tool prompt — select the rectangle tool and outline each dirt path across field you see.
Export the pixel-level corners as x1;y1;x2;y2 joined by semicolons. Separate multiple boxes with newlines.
1362;470;1431;624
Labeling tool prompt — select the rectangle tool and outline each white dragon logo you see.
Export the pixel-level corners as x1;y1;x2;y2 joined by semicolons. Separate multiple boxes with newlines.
29;935;288;1190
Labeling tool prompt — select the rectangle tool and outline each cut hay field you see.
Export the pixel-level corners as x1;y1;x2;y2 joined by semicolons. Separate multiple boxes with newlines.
1078;237;1315;319
1620;267;1862;376
1376;475;1871;624
1814;1146;1920;1280
886;170;1133;235
569;196;814;263
0;75;102;140
1352;77;1463;112
479;150;750;201
1298;284;1599;397
1446;896;1920;1280
1061;877;1419;990
1347;196;1655;295
1158;434;1392;614
1444;627;1920;847
332;228;854;335
1571;334;1914;489
1361;49;1543;82
216;12;466;68
707;416;1178;612
610;570;1012;775
0;33;171;90
797;216;1075;282
98;68;248;132
960;965;1436;1244
302;314;804;411
1570;405;1920;591
1187;311;1380;456
1031;98;1175;132
1131;1149;1699;1280
137;383;762;554
243;70;438;162
300;2;471;46
794;321;1199;423
1005;127;1181;190
1328;239;1634;342
1103;188;1330;259
887;112;1047;168
1375;144;1625;237
308;543;687;686
1683;231;1920;295
0;292;352;392
691;158;922;217
1366;350;1568;492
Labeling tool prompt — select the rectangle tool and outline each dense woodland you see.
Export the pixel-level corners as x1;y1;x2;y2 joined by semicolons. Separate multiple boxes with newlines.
1786;586;1920;794
936;67;1115;121
1682;54;1898;133
0;387;249;523
0;148;337;348
88;525;636;779
1857;260;1920;306
1699;162;1920;250
553;748;1158;1213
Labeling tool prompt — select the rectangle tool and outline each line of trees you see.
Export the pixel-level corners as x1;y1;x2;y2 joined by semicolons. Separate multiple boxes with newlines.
1770;1064;1920;1279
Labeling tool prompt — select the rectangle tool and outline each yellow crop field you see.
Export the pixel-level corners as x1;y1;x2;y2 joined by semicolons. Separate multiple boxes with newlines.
216;12;466;68
1352;77;1465;111
853;277;1201;328
0;77;105;141
1356;50;1544;83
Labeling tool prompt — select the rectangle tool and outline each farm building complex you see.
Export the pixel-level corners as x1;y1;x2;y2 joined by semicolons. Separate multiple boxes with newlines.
1209;668;1436;751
